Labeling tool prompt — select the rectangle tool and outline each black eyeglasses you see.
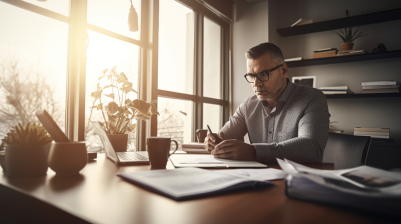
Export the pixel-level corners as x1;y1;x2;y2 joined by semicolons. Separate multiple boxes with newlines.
244;64;284;83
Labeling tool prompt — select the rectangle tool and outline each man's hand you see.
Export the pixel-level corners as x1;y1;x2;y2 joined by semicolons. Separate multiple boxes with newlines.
204;132;224;153
212;140;256;161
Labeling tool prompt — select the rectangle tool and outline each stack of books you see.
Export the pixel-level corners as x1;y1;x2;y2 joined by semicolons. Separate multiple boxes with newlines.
312;48;338;58
354;127;390;139
291;18;313;27
361;80;400;94
337;50;366;56
319;86;352;95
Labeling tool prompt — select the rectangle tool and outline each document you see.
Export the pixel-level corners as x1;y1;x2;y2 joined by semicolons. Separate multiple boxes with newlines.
278;158;401;197
118;168;273;201
214;168;287;181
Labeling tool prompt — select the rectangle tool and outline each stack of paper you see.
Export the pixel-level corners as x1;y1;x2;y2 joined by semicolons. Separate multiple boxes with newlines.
361;80;400;94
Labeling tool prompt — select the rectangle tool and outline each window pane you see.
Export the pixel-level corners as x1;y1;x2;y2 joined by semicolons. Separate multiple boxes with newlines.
88;0;141;40
22;0;69;16
203;104;222;133
0;2;67;140
158;0;194;94
157;97;193;150
85;30;139;152
203;17;222;99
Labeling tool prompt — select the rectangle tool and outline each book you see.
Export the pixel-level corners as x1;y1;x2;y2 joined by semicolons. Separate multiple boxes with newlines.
354;131;389;136
361;81;399;86
312;51;337;58
291;18;313;27
319;86;348;91
284;57;303;62
361;88;400;93
336;50;366;56
354;127;389;133
354;135;390;139
313;48;338;53
322;91;347;95
182;142;209;154
362;85;399;89
118;167;275;201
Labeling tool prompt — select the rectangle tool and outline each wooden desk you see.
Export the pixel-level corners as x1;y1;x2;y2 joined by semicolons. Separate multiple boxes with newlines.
0;154;372;224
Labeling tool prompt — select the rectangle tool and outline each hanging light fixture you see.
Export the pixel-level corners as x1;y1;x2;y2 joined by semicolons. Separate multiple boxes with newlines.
128;0;138;32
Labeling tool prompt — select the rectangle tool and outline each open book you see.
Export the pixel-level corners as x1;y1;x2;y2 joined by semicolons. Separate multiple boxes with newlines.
118;168;286;201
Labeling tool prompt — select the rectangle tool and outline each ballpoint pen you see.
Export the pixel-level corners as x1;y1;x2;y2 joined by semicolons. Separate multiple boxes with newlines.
206;125;221;144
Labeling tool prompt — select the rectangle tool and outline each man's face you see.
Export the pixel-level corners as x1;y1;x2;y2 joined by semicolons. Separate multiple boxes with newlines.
247;53;287;100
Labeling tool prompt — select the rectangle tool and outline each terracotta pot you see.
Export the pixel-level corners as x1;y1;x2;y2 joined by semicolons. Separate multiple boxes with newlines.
341;42;354;51
5;144;51;177
107;134;128;152
48;142;87;176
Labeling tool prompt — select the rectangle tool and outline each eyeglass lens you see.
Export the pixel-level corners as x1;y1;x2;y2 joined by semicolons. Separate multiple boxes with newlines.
246;72;269;82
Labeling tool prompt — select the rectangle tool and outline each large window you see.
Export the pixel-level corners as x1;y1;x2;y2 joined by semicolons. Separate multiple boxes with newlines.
157;0;229;148
1;0;230;152
0;1;67;140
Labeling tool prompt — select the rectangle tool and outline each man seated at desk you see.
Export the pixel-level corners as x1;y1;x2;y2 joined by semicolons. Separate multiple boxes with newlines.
205;42;330;163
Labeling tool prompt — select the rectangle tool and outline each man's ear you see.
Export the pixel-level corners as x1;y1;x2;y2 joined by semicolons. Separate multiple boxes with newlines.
281;64;289;78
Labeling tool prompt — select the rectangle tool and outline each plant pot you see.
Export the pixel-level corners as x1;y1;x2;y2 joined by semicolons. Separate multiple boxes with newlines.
341;42;354;51
107;134;128;152
5;144;51;177
48;142;88;176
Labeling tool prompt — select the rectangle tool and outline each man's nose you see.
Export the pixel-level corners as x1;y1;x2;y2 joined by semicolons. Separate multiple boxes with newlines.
254;77;263;86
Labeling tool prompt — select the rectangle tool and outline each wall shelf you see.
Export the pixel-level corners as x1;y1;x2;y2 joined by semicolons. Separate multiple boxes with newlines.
277;8;401;37
325;93;401;99
286;50;401;68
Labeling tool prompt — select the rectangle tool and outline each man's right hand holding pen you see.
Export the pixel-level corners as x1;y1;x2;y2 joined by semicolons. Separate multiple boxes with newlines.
204;132;224;153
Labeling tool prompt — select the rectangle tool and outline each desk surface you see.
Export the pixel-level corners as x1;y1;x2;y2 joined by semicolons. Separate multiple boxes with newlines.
0;154;372;224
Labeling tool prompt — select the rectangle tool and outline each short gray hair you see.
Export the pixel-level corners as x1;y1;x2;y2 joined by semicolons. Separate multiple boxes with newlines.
245;42;285;65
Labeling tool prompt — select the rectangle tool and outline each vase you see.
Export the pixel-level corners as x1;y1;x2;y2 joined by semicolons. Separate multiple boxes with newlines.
107;134;128;152
341;43;354;51
48;142;87;176
5;144;51;177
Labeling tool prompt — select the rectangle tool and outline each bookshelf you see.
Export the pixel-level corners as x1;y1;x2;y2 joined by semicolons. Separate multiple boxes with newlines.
325;93;401;99
277;8;401;37
286;50;401;68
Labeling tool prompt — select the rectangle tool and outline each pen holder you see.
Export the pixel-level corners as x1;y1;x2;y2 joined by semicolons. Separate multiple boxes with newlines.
48;142;88;176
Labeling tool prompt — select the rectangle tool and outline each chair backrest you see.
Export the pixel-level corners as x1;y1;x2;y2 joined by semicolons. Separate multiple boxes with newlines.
322;133;372;170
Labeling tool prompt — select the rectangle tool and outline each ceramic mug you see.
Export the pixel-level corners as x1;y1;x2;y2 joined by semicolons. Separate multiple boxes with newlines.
195;129;208;143
147;137;178;168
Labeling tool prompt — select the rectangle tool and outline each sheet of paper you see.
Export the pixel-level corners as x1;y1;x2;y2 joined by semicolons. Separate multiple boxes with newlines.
214;168;287;181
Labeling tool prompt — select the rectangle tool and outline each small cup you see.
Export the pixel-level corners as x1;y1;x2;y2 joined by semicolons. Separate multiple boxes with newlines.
147;137;178;168
196;129;208;143
48;142;88;176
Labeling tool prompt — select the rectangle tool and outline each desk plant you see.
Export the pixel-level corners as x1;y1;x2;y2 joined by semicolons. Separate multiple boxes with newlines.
0;123;53;177
333;10;366;51
89;67;158;151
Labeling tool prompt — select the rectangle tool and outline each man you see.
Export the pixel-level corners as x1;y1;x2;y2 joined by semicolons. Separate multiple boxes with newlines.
204;42;330;163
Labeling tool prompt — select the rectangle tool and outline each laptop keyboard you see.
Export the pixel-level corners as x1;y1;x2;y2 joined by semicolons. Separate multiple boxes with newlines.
117;152;148;161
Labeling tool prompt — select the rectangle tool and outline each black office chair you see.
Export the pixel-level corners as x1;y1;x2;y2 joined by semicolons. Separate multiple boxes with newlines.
322;133;372;170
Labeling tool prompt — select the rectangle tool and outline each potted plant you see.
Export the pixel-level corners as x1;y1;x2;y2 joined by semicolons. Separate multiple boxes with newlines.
89;67;158;152
1;123;53;177
333;10;367;51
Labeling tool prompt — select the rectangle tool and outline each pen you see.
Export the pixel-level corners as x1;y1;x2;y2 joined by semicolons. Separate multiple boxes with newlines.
206;124;213;134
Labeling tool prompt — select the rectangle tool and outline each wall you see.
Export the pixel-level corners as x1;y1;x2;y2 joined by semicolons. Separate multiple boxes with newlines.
232;0;269;111
233;0;401;141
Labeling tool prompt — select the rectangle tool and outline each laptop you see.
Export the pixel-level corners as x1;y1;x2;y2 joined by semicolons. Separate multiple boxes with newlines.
92;122;149;165
169;154;267;168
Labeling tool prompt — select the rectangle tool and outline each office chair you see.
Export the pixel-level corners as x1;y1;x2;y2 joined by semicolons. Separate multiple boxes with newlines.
322;133;372;170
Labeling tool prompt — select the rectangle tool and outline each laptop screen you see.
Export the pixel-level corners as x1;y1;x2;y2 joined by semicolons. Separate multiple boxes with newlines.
92;121;118;162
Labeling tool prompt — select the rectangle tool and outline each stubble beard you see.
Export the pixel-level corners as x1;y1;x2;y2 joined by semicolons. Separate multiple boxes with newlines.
254;77;284;100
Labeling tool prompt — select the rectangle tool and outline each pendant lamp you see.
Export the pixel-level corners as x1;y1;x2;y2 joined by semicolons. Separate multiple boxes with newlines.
128;0;138;32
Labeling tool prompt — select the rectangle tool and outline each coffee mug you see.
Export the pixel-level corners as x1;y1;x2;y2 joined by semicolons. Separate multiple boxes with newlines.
147;137;178;168
196;129;208;143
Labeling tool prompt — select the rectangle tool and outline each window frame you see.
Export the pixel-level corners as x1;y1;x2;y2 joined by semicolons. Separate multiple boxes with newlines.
1;0;232;152
153;0;231;148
